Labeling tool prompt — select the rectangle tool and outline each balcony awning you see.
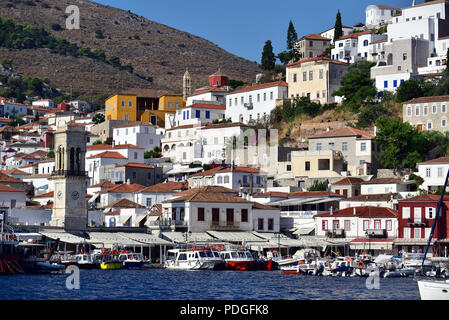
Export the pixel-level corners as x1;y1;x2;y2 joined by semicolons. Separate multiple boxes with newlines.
267;198;319;206
306;198;341;205
39;230;90;244
206;231;267;243
350;238;395;250
118;232;171;245
160;231;216;243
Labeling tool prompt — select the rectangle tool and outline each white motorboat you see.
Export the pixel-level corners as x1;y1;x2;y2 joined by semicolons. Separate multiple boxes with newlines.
219;250;255;271
164;249;218;270
417;279;449;300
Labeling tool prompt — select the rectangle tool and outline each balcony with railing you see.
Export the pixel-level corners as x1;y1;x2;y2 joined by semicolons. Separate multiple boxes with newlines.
365;228;387;238
326;228;345;238
209;221;240;231
244;103;253;110
407;218;427;227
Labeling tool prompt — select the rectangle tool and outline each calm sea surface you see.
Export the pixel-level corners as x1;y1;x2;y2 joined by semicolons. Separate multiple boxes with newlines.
0;269;420;300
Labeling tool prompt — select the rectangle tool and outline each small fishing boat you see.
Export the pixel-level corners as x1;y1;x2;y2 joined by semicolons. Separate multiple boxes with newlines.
219;250;255;271
98;250;122;270
61;253;97;269
164;249;218;270
118;251;145;269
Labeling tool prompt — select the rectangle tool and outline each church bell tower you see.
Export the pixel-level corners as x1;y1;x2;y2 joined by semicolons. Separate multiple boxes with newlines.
183;69;192;100
50;124;88;230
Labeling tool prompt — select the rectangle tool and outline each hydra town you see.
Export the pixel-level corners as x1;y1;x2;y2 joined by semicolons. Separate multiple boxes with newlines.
0;0;449;306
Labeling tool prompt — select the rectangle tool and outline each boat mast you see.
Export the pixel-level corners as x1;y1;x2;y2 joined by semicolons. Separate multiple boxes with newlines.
421;168;449;269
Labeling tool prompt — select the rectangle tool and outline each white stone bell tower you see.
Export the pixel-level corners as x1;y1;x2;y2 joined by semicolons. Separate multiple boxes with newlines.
183;69;192;100
50;124;88;230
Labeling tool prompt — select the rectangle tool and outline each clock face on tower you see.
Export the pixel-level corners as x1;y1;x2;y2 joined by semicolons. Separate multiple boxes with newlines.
57;191;63;200
71;191;80;200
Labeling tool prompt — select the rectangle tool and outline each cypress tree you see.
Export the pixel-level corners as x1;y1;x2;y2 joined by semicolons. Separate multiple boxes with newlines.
261;40;275;70
287;20;298;52
334;10;343;42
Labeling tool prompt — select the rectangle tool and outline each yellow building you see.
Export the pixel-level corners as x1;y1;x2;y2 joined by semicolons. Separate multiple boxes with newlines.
105;93;186;127
105;94;137;121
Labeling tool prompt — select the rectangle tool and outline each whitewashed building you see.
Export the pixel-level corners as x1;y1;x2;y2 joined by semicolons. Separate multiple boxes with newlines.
225;81;288;124
417;156;449;191
365;5;401;28
165;104;226;130
113;122;161;152
0;184;27;208
315;206;398;239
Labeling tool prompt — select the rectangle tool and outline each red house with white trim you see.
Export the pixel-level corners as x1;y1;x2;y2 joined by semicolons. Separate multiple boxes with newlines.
396;194;449;256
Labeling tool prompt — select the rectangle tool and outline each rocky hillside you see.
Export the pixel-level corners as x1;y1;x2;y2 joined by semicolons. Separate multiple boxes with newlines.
0;0;261;98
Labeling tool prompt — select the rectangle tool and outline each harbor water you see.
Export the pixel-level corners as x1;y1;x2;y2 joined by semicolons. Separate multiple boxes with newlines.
0;269;421;300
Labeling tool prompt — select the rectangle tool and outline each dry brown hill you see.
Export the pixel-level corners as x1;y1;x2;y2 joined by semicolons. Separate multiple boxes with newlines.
0;0;261;98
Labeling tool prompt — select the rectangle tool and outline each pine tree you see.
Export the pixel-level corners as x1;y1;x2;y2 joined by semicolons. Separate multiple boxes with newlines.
287;20;298;52
334;10;343;42
261;40;275;71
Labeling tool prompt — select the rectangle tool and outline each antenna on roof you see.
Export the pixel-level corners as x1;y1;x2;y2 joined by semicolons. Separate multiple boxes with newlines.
412;0;416;6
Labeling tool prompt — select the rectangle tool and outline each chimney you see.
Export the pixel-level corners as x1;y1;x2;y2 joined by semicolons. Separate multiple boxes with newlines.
127;179;130;185
353;207;357;216
330;206;333;215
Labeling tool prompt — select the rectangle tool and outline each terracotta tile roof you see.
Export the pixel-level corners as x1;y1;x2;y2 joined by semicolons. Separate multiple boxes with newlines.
332;177;364;185
104;210;120;215
165;189;251;204
418;157;449;165
336;31;372;41
362;177;403;185
107;198;145;208
0;184;26;193
116;162;154;169
252;202;279;210
149;203;162;216
404;0;447;9
230;81;288;94
343;193;398;202
87;144;113;151
399;194;449;203
299;33;331;41
308;127;374;139
2;169;30;176
315;206;398;218
86;151;127;159
138;181;188;193
177;186;239;196
188;103;226;110
113;144;145;150
32;191;54;198
370;37;388;44
404;95;449;104
99;183;146;194
286;56;349;68
88;180;116;189
288;191;344;198
0;172;24;183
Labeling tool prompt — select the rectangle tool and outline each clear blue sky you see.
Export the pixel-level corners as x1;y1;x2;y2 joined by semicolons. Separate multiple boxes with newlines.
94;0;415;62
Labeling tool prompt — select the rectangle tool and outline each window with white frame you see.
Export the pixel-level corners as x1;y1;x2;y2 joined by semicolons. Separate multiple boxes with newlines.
427;121;432;130
414;228;421;238
402;207;410;219
423;106;428;115
361;142;366;151
432;105;437;113
407;106;412;116
403;227;411;238
426;168;431;177
438;167;443;177
425;207;435;219
415;106;420;116
442;119;447;127
443;105;447;113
